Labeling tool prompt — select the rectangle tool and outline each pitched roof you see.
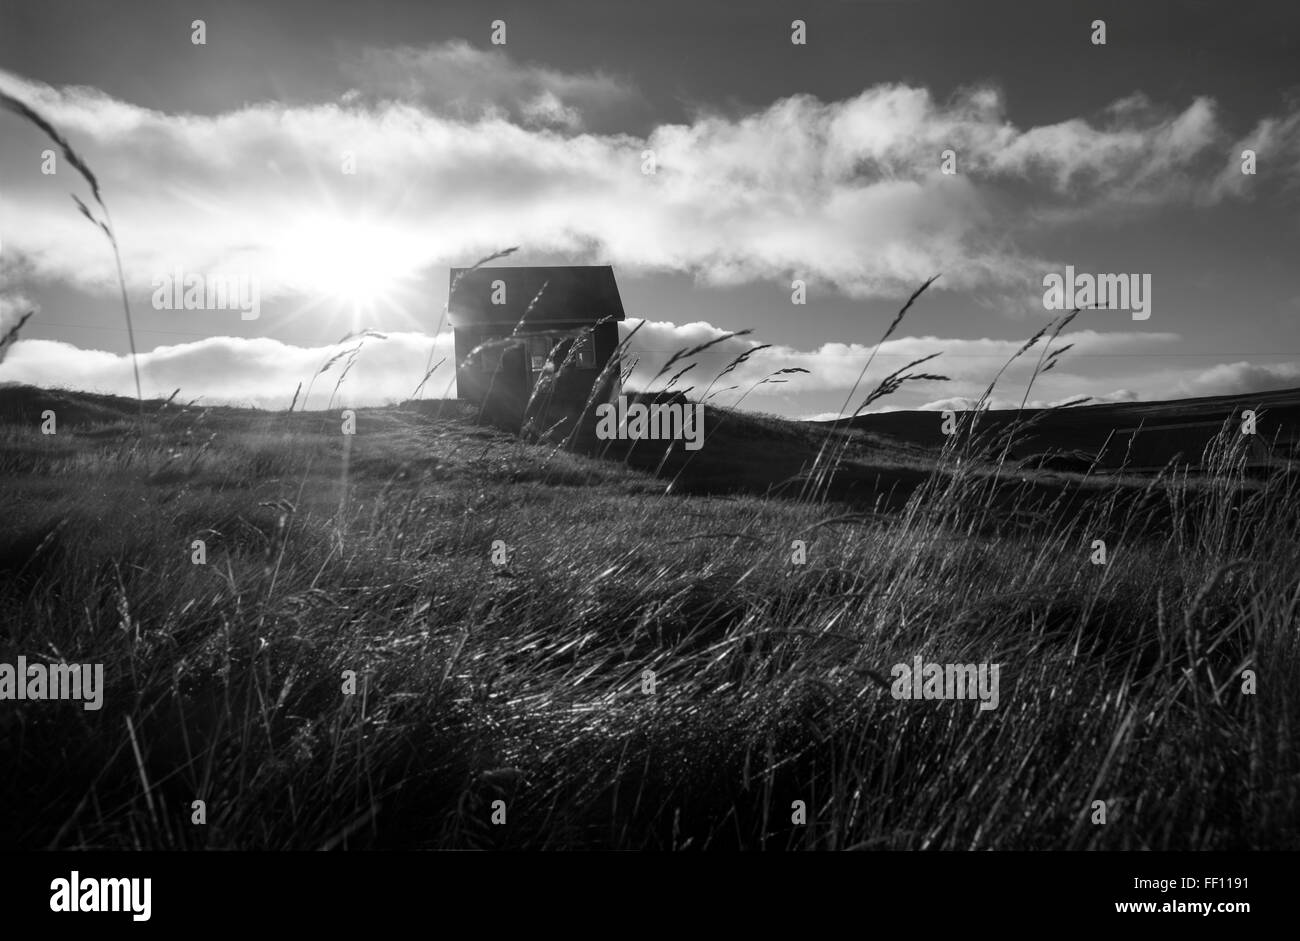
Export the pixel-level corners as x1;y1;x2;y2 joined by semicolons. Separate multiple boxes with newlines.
447;265;626;327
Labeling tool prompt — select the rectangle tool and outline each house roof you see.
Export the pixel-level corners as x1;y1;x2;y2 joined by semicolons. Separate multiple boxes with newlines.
447;265;626;327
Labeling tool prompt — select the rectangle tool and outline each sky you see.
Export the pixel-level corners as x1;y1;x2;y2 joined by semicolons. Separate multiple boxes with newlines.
1;0;1298;417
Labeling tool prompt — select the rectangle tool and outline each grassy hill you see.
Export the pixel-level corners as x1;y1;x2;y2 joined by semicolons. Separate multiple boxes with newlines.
827;386;1300;472
1;384;1297;849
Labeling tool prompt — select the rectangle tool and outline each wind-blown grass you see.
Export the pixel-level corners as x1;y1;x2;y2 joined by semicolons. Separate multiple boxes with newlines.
0;382;1294;850
0;91;142;409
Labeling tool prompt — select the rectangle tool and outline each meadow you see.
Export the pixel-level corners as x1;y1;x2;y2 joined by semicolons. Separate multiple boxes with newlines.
1;379;1295;850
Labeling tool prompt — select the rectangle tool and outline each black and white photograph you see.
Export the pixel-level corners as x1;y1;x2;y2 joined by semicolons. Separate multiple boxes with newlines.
0;0;1294;922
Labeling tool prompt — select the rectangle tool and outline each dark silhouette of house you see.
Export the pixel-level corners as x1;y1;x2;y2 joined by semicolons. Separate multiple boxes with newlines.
448;265;626;433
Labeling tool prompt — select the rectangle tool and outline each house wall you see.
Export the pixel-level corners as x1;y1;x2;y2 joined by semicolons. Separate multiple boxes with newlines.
453;319;622;427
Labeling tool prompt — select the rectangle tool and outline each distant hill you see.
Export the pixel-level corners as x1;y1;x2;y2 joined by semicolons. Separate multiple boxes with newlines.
820;387;1300;472
2;383;1295;509
0;383;155;426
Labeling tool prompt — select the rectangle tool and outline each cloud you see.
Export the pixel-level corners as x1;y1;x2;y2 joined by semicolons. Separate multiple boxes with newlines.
621;319;1183;395
2;321;1294;416
0;291;37;332
992;95;1224;209
0;332;454;410
1209;107;1300;202
3;66;1292;309
344;41;643;131
1175;361;1300;398
803;389;1137;420
622;321;1298;411
917;388;1141;412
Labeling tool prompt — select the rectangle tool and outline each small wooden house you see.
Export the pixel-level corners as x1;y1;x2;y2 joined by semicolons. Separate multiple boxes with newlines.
448;265;626;431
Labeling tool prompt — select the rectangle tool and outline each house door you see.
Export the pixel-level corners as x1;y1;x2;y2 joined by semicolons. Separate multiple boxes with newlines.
489;342;528;419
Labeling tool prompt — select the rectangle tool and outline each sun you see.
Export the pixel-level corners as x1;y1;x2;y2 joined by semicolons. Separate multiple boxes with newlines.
274;214;427;331
317;248;396;308
286;218;407;303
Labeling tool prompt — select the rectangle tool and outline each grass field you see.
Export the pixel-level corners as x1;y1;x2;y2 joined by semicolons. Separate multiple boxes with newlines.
1;382;1296;850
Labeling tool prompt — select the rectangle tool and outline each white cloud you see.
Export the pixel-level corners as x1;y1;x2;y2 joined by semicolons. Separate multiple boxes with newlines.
1175;361;1300;398
622;320;1299;411
918;388;1140;412
0;332;453;410
2;321;1294;416
621;319;1183;396
993;96;1224;207
2;66;1291;311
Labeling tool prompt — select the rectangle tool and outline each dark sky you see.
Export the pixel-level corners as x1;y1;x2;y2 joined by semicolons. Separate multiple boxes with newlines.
6;1;1297;123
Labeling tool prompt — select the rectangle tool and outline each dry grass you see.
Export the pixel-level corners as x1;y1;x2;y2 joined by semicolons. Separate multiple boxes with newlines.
0;91;142;406
0;384;1295;850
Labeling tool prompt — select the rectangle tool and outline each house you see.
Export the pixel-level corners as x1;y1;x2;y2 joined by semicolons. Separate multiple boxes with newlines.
447;265;626;433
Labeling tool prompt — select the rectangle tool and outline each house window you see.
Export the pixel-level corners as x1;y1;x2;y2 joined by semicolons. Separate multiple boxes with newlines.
525;335;552;372
573;335;596;368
